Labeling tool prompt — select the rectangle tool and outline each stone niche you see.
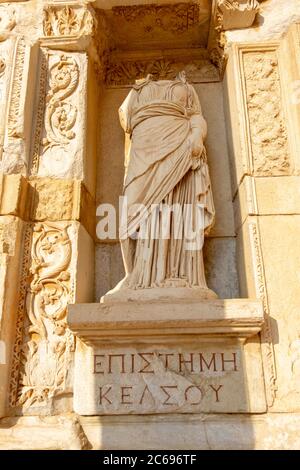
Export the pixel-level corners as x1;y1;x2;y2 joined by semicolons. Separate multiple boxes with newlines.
69;0;267;423
95;0;239;301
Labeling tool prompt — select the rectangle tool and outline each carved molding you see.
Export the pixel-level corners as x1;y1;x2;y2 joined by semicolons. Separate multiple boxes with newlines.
1;36;29;174
248;220;277;407
10;222;76;409
9;223;32;407
30;50;48;175
6;37;26;139
208;0;262;75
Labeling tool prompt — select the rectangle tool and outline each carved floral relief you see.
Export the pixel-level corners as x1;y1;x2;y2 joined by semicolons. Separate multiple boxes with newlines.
10;223;76;408
106;57;219;86
43;55;79;151
243;51;290;175
31;51;85;178
43;5;94;38
112;3;200;35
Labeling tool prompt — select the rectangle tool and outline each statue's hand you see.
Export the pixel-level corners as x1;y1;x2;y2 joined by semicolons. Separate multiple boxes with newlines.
191;158;201;170
189;128;203;158
191;144;203;157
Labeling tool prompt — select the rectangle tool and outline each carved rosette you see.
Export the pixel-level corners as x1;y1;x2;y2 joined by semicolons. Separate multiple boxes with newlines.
10;223;76;409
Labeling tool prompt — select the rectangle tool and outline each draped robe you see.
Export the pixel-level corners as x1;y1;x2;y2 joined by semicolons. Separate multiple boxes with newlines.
118;77;215;290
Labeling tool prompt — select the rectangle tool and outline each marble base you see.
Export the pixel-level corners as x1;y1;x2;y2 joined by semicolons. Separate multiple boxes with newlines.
1;413;300;450
101;286;218;304
68;299;266;416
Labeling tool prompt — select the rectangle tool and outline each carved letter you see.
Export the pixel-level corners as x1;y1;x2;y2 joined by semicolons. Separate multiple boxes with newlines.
138;353;155;373
94;354;105;374
160;385;178;405
199;353;217;372
179;353;195;373
184;385;203;405
221;352;238;371
209;384;223;402
99;386;112;405
121;386;133;405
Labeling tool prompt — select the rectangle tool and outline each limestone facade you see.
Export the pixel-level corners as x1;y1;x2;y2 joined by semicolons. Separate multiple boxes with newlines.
0;0;299;449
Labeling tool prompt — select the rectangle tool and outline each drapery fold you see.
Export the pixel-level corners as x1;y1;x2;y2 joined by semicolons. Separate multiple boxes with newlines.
117;78;215;288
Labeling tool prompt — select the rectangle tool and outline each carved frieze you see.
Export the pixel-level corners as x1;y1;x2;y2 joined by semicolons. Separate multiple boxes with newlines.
112;3;200;35
243;51;290;175
106;56;219;86
10;222;76;409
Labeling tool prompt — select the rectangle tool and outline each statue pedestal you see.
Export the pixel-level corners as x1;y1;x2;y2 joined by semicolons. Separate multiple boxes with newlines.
67;299;266;416
100;285;218;303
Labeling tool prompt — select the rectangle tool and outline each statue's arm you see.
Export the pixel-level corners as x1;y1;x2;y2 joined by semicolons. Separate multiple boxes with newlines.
189;114;207;158
188;85;207;157
119;89;136;134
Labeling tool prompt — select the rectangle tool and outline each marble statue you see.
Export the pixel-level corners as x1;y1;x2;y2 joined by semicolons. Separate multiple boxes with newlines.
104;72;216;301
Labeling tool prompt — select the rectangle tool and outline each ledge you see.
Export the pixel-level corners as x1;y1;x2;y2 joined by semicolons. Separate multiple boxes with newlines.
68;299;264;341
